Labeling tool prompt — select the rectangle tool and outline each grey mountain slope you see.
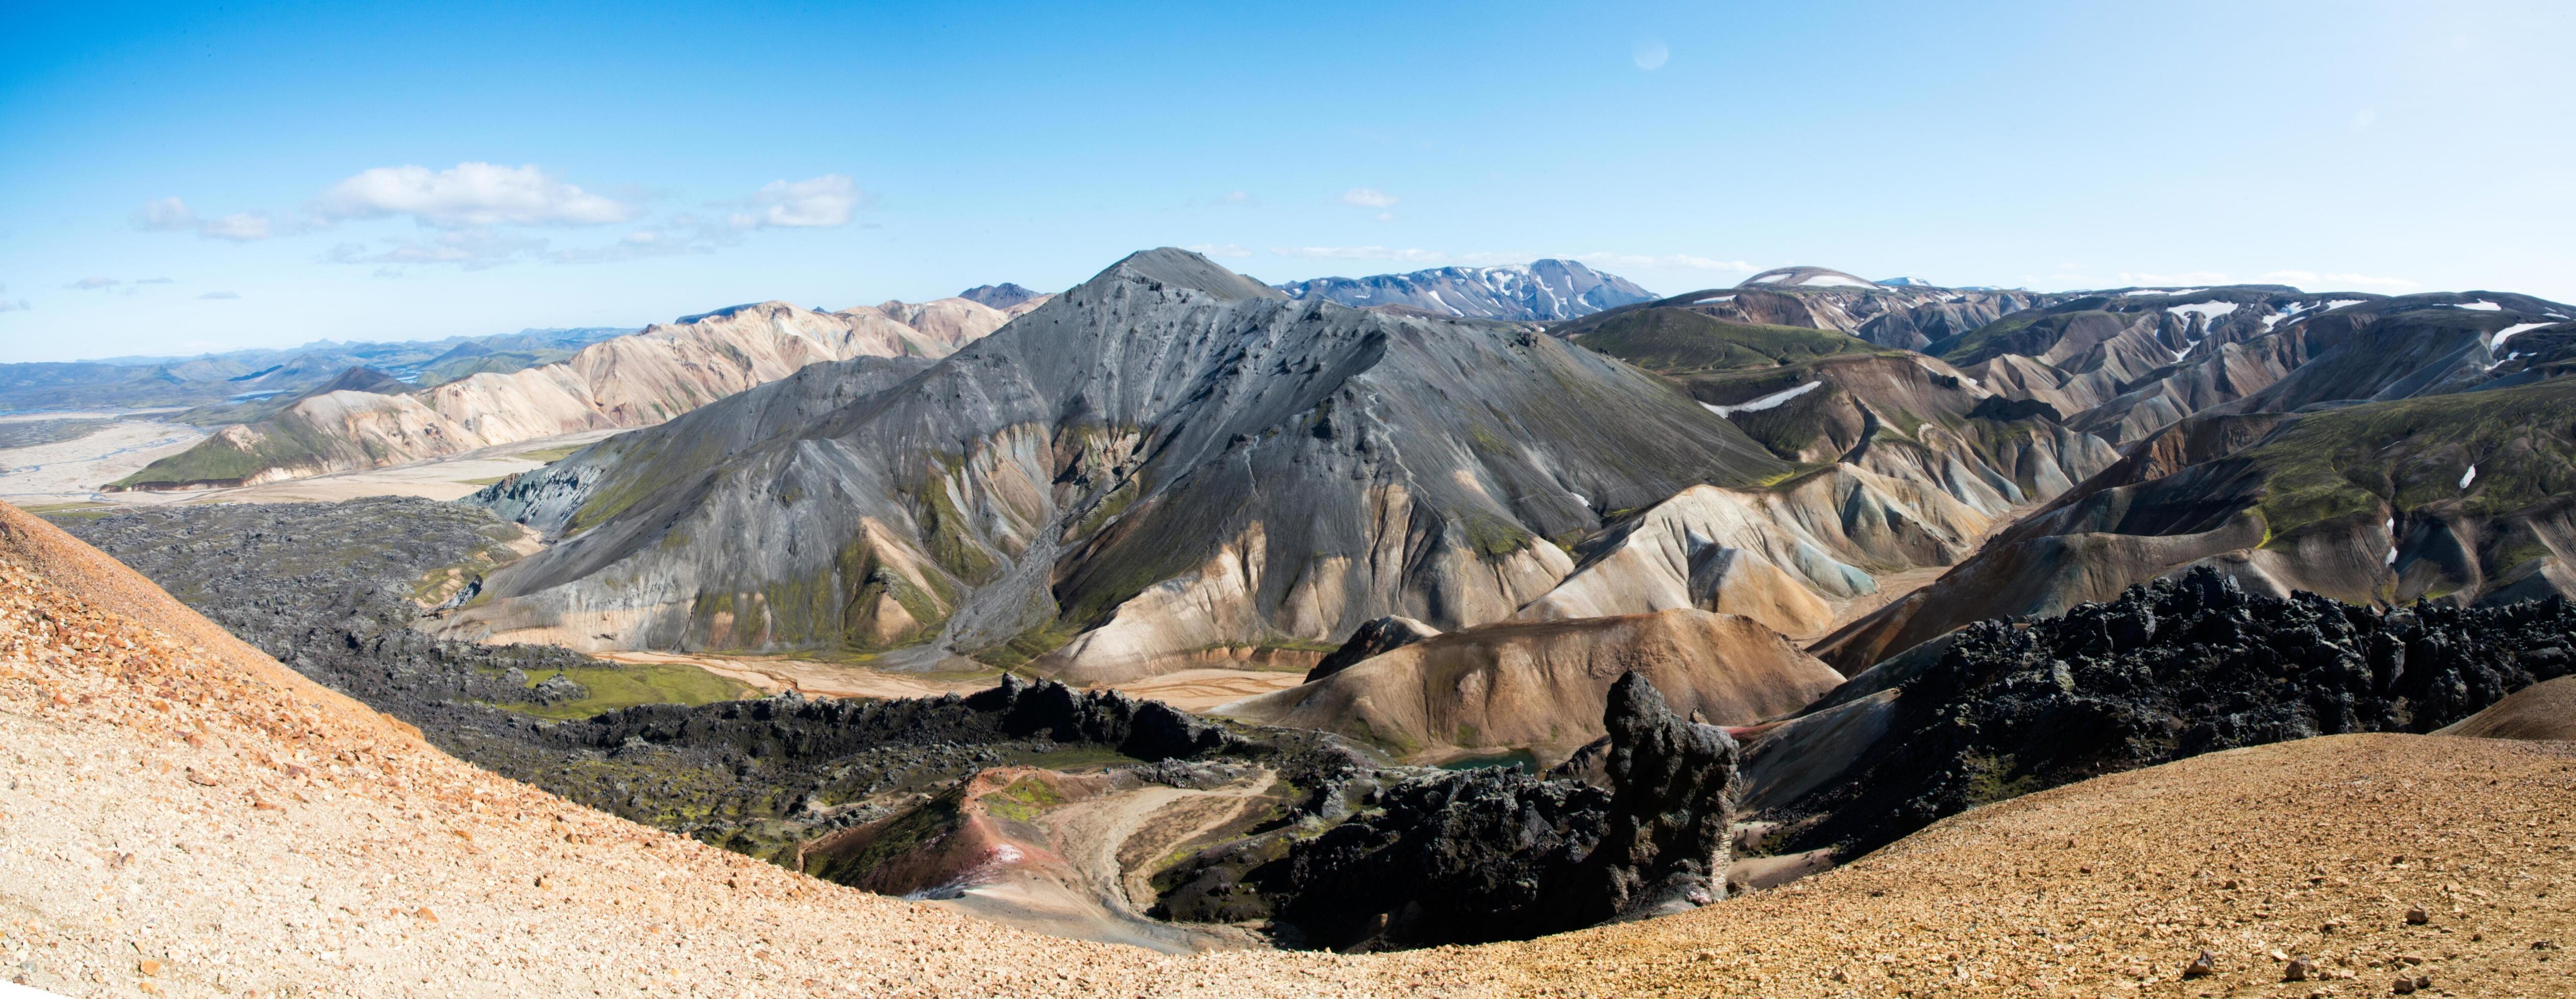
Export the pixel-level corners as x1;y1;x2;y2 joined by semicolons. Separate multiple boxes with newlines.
1276;259;1653;321
454;249;1791;683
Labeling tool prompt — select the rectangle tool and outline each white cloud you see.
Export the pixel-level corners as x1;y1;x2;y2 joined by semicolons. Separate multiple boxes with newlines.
730;174;868;229
134;197;283;242
312;162;636;228
1184;243;1254;259
0;284;24;313
2117;271;2232;286
1339;188;1399;209
1220;190;1255;205
2351;108;2377;131
66;276;121;290
1569;253;1755;273
198;291;240;300
1633;39;1670;71
2258;269;2421;292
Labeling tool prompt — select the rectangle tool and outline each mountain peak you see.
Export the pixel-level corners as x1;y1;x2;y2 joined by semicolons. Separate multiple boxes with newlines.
1092;247;1285;302
956;282;1044;309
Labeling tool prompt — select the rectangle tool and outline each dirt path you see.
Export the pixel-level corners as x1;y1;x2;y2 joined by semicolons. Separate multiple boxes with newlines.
1038;772;1280;948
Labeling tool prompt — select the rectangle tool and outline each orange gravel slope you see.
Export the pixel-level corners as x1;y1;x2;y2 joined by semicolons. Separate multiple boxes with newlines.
3;498;2573;998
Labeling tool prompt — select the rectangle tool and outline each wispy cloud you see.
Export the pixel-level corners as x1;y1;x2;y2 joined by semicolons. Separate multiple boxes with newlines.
198;291;240;300
0;284;26;313
1569;253;1754;273
1633;39;1670;71
2116;271;2233;287
1270;245;1488;265
134;197;287;242
1220;190;1255;205
1337;188;1398;209
328;230;551;271
147;166;868;271
66;276;121;290
728;174;868;229
312;162;636;228
2259;269;2420;292
1184;243;1254;259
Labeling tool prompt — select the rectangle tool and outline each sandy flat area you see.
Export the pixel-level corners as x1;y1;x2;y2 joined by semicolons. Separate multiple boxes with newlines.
0;419;206;505
14;428;626;509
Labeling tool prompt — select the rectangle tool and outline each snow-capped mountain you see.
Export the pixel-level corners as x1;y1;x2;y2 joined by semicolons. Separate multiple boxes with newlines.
1274;259;1656;321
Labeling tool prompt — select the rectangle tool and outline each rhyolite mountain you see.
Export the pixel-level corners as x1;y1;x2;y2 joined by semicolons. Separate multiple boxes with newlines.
1274;259;1655;321
109;294;1031;490
452;248;1806;681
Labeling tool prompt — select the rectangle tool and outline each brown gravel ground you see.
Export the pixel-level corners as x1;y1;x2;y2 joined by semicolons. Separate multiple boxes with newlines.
3;500;2572;997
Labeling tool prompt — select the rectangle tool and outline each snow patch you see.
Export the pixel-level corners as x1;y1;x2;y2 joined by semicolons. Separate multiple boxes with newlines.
2490;321;2555;350
2131;288;2207;297
1692;294;1736;305
1798;274;1875;288
2454;300;2503;311
2166;302;2241;321
2460;465;2478;489
1701;380;1822;417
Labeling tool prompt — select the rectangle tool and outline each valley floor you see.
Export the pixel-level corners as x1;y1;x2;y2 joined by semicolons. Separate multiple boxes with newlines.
601;650;1311;713
5;497;2571;997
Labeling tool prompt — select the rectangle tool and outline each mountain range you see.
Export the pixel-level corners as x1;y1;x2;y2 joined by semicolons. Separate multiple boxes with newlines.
107;290;1051;490
1274;259;1656;320
24;247;2576;969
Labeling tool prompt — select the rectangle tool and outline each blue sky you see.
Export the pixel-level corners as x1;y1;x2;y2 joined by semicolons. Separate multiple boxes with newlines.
1;0;2571;362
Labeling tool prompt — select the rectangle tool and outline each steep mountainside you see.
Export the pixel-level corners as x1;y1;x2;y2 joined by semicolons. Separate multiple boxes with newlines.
449;248;1795;682
1815;375;2576;670
1552;269;2066;351
1275;259;1655;320
1556;309;2116;637
1924;287;2572;446
109;297;1013;490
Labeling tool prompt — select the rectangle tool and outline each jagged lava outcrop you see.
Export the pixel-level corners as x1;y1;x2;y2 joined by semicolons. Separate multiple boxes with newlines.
111;295;1028;490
